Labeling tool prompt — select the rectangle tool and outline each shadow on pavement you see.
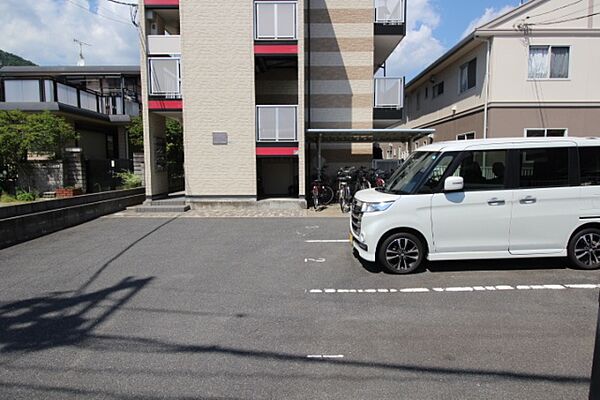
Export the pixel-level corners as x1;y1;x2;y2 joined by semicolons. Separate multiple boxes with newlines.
353;250;571;275
0;276;153;352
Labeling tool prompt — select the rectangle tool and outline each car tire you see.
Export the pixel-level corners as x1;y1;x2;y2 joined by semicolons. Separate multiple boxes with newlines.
378;232;425;274
568;228;600;270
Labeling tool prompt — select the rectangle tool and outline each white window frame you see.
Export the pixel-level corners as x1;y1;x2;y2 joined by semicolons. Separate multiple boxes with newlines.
256;105;298;142
148;57;182;97
374;77;404;109
524;128;569;138
254;1;298;41
527;45;571;81
456;132;476;141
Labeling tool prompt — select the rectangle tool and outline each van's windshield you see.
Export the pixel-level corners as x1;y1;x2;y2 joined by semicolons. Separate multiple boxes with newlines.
383;151;441;194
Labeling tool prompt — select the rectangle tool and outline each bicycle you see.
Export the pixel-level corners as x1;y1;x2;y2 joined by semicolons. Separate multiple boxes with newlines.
337;167;355;213
310;168;334;210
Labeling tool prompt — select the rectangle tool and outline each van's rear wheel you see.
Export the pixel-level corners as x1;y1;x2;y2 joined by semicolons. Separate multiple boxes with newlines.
378;233;425;274
569;228;600;270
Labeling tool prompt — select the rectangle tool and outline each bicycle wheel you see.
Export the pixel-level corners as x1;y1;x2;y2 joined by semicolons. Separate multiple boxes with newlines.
320;186;335;205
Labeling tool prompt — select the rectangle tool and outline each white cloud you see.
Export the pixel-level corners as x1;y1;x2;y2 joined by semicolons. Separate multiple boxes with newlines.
461;5;516;38
0;0;140;66
383;0;445;81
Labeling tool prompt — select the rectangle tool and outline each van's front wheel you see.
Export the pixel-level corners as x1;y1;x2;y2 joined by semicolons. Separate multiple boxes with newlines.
569;228;600;270
378;233;425;274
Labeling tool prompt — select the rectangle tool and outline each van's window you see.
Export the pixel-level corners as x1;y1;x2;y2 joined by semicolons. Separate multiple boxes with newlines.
384;151;444;195
451;150;507;191
580;147;600;186
418;153;457;194
518;148;569;188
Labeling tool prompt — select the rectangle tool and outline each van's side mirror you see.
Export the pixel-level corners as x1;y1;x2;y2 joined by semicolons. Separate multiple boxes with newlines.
444;176;464;192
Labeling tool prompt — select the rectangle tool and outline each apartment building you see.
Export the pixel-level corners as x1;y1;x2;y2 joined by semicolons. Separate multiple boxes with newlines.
140;0;408;202
398;0;600;155
0;66;141;191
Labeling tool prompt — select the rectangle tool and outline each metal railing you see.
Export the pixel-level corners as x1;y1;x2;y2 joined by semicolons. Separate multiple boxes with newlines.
2;79;140;116
256;105;298;142
148;57;182;97
374;0;405;24
254;1;297;40
374;77;404;109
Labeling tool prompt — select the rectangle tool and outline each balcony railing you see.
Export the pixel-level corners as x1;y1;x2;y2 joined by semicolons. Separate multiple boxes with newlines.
374;0;405;24
254;1;297;40
256;105;297;142
148;57;182;97
2;79;140;116
147;35;181;55
374;77;404;109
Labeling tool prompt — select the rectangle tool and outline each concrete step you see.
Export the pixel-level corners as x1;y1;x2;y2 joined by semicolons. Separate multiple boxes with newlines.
149;200;187;206
135;204;190;213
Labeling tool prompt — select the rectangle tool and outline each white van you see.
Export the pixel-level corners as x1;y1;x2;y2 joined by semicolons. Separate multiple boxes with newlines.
351;138;600;274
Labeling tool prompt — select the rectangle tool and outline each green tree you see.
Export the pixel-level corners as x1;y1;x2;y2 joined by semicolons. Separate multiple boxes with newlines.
0;110;78;188
127;115;144;153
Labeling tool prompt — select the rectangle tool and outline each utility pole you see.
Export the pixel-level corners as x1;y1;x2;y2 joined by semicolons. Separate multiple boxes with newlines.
591;292;600;400
73;39;91;66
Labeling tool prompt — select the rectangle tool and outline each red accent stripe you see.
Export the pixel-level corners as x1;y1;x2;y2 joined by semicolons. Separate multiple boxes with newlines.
254;44;298;55
144;0;179;6
148;100;182;110
256;147;299;156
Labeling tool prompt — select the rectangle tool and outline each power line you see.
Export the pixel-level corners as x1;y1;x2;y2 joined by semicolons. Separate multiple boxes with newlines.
64;0;132;26
106;0;138;6
531;10;600;25
534;1;600;24
525;0;585;20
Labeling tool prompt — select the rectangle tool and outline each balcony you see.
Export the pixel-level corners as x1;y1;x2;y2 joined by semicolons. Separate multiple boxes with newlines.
1;79;140;118
147;35;181;55
374;0;406;70
144;0;179;7
256;105;298;143
254;1;297;41
375;0;405;25
374;77;404;128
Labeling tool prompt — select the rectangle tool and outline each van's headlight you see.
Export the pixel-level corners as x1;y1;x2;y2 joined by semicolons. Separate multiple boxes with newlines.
362;201;395;213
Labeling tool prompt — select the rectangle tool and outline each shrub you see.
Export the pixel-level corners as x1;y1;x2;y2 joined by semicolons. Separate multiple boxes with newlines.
15;189;37;202
116;171;142;189
0;193;17;203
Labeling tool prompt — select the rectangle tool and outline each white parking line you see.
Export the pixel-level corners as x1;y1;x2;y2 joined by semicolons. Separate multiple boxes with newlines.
307;355;344;359
305;240;350;243
307;284;600;295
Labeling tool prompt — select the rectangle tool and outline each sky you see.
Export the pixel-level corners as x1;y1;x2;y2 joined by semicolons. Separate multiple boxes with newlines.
0;0;522;80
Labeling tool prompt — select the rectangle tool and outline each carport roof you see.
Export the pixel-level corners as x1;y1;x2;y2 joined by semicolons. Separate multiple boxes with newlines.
306;128;435;142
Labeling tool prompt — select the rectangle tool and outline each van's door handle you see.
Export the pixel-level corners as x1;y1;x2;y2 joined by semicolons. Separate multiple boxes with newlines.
487;198;505;206
520;196;537;205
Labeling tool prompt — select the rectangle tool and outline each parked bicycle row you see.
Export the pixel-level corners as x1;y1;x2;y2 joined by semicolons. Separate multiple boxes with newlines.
311;166;392;213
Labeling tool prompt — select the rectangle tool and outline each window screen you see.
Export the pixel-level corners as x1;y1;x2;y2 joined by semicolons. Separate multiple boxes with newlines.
4;80;40;102
518;148;569;188
580;147;600;186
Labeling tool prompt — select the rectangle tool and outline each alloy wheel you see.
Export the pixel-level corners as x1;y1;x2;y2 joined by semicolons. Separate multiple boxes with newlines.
385;237;420;271
574;232;600;267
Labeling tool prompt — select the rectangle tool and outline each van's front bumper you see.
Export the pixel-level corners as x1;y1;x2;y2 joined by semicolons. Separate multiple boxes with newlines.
350;212;378;262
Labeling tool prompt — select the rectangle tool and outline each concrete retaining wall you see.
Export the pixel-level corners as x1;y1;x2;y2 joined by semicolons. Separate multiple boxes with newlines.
0;188;145;249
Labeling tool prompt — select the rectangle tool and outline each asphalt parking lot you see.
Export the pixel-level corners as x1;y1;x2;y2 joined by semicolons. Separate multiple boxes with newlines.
0;215;599;399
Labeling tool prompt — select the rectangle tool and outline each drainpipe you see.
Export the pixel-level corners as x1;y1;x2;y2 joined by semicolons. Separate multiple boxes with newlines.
482;37;492;140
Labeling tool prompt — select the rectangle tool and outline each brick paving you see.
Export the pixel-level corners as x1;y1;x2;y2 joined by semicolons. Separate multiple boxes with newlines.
107;204;347;218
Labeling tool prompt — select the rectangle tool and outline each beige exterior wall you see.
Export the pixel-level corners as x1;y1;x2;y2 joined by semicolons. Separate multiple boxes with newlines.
403;43;487;130
490;35;600;103
180;0;257;198
488;107;600;137
309;0;374;130
139;0;169;198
